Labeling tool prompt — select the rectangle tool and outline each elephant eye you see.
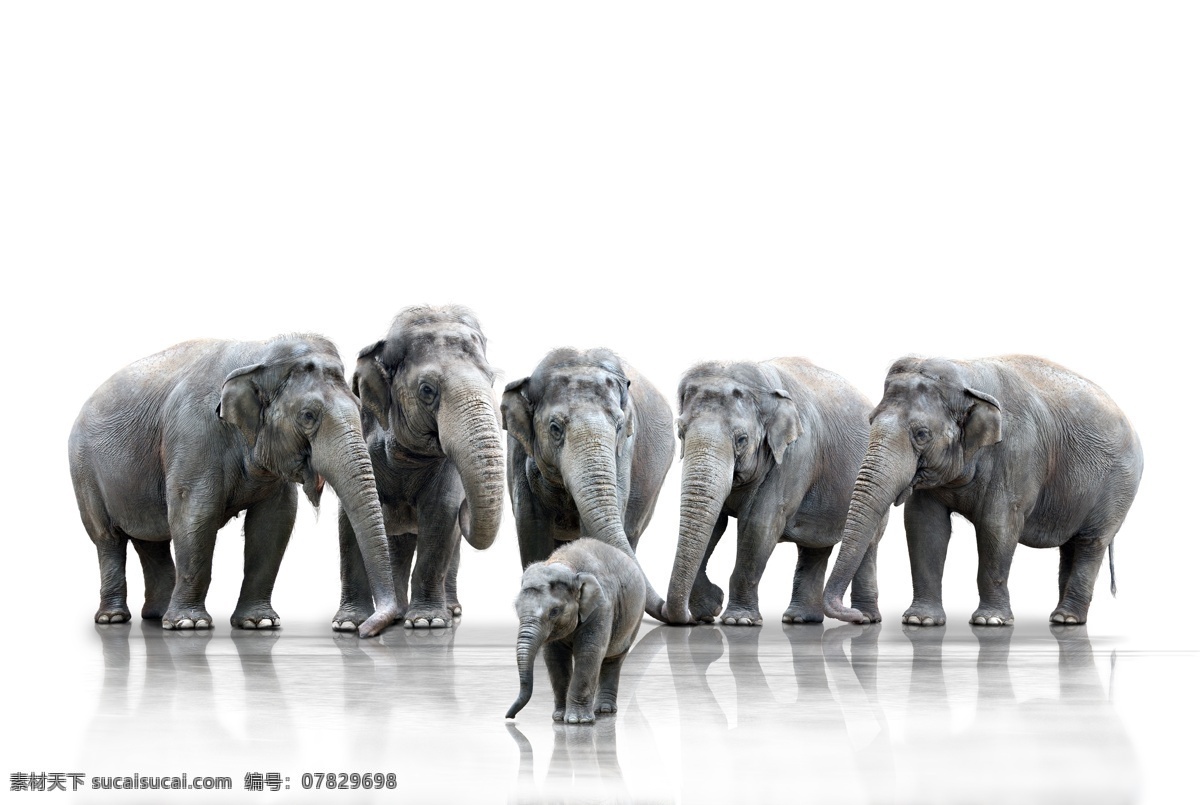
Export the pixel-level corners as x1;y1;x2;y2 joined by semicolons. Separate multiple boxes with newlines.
735;433;749;450
914;427;932;444
418;382;437;403
548;421;564;442
549;607;561;618
300;410;317;425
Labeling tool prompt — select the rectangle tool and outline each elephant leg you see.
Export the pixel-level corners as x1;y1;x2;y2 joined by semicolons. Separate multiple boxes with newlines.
594;652;627;716
445;534;462;617
130;538;175;620
232;483;297;629
971;517;1022;627
163;494;221;630
333;505;374;631
903;492;952;626
721;517;780;626
565;645;604;725
405;504;457;629
390;534;417;610
783;544;832;624
1051;534;1111;625
689;513;728;623
92;531;130;624
850;537;883;624
545;640;573;722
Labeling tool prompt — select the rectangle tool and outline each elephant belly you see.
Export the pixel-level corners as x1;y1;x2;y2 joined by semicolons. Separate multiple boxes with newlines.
107;494;170;540
383;502;419;536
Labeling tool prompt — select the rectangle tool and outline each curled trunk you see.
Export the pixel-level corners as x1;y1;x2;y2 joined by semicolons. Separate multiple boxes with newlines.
824;426;916;623
312;400;400;637
663;433;734;625
439;375;506;550
562;423;667;619
506;617;548;718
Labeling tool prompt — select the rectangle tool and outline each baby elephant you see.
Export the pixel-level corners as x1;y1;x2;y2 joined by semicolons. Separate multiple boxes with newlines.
506;539;644;724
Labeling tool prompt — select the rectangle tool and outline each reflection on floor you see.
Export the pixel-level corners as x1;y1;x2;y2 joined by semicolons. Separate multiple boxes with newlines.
28;617;1190;803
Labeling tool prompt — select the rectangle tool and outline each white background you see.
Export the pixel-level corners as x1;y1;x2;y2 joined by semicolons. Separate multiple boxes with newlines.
1;0;1196;791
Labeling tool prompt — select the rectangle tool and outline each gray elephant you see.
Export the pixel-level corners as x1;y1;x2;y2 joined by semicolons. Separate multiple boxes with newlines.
824;355;1143;627
506;538;645;724
663;358;880;626
68;335;400;637
501;348;673;618
334;305;506;630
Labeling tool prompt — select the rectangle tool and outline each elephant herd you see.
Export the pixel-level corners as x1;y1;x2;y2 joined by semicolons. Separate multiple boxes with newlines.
69;305;1144;649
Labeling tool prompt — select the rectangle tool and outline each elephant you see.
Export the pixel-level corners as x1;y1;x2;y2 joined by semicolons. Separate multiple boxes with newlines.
501;347;673;618
68;334;400;637
506;538;645;723
663;358;881;626
333;305;506;630
823;355;1143;627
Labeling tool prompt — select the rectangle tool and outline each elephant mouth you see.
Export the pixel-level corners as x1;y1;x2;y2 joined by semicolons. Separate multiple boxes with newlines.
301;465;325;508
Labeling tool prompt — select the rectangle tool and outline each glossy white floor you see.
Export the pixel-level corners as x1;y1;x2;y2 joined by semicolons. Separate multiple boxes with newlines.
13;614;1195;804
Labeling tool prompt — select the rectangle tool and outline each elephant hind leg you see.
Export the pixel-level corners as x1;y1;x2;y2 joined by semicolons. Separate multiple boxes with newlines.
131;538;175;620
77;485;130;624
594;652;627;716
1052;531;1116;625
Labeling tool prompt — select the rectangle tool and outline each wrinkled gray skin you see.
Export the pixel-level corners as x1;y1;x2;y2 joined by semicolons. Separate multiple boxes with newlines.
502;348;673;619
664;358;881;627
824;355;1143;627
506;538;645;723
69;335;400;637
334;306;506;630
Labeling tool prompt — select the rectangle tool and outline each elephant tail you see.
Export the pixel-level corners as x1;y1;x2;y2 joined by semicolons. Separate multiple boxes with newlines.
1108;542;1117;597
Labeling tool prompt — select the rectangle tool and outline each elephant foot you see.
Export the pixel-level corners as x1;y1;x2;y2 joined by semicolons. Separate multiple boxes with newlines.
403;603;452;629
448;599;463;618
141;601;169;621
1050;608;1086;625
231;604;280;630
851;602;882;623
594;692;618;716
95;605;131;624
970;605;1014;627
902;602;946;627
564;707;596;725
718;606;763;627
162;607;213;630
781;605;824;624
331;604;371;632
553;708;565;722
690;579;724;622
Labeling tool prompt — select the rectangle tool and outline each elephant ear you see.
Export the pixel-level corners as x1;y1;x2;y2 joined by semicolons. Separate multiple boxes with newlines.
615;376;633;458
218;364;268;447
764;389;803;464
962;387;1002;459
575;572;607;622
353;340;390;426
501;378;535;457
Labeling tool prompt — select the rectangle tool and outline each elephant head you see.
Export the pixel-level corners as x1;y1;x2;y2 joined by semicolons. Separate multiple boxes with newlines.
824;356;1002;622
501;348;642;556
506;561;605;719
352;305;505;551
217;335;399;637
664;362;802;624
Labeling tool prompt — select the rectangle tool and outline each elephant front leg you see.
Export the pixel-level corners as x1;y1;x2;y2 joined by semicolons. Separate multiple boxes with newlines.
720;517;781;626
333;505;375;631
131;538;175;621
594;652;627;716
783;544;832;624
232;484;297;629
445;535;463;617
971;518;1021;627
903;493;952;626
689;513;728;623
163;499;221;630
405;506;458;629
545;641;573;722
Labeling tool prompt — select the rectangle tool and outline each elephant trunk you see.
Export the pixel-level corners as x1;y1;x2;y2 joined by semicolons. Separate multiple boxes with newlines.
438;374;505;550
506;617;548;719
562;423;667;620
664;431;735;625
311;399;400;637
823;424;916;623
